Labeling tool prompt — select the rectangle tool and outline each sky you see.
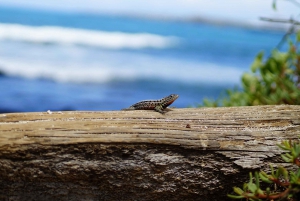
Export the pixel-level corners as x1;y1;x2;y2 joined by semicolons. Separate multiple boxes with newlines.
0;0;299;26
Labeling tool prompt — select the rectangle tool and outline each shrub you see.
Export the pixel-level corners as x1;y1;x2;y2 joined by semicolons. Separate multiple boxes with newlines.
228;139;300;200
199;32;300;107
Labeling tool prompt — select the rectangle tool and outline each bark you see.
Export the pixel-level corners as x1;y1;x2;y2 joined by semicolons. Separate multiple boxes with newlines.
0;105;299;201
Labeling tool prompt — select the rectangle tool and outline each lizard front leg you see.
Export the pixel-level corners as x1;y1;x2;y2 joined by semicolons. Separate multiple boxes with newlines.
154;105;165;114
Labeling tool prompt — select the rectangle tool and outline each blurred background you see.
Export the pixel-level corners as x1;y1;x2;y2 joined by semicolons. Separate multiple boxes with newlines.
0;0;298;112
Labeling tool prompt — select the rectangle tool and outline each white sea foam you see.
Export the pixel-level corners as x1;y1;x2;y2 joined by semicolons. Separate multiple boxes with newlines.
0;55;243;85
0;23;178;49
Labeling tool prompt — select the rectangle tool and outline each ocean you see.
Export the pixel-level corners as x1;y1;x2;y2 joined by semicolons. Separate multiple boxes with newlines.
0;6;286;113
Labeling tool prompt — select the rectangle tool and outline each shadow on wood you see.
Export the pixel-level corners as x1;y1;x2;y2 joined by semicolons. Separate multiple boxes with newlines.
0;105;299;200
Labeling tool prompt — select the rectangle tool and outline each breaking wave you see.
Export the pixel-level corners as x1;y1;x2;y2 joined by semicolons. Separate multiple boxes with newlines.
0;57;243;85
0;23;178;49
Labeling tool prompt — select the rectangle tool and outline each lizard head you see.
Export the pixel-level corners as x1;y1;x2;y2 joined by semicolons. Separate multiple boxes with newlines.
162;94;179;107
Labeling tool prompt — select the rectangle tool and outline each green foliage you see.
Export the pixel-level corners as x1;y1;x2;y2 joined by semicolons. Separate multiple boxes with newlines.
272;0;277;10
228;139;300;200
198;32;300;107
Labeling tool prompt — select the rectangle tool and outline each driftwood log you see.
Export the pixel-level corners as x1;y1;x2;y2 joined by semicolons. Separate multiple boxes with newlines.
0;105;299;201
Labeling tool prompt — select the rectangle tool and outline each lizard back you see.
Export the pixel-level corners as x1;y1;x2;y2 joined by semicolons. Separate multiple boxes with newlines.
125;94;179;110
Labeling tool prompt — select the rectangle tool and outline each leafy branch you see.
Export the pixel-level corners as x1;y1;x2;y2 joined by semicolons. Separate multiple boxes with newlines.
199;34;300;107
198;0;300;107
228;139;300;201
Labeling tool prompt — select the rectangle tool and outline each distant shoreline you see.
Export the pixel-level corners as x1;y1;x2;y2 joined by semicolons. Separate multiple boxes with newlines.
0;5;293;32
126;14;292;32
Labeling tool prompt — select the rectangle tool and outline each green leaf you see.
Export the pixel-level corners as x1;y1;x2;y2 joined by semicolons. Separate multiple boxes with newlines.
251;52;264;72
248;183;257;193
270;164;275;177
296;31;300;42
290;171;298;183
266;187;271;196
256;188;264;195
243;183;248;192
294;143;300;157
296;169;300;177
233;187;244;195
291;170;300;185
227;194;245;199
278;166;289;180
278;141;292;150
272;0;277;10
281;154;292;163
255;172;260;189
259;171;272;184
275;168;280;178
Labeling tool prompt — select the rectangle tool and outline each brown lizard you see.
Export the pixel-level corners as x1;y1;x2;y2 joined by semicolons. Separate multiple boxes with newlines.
122;94;179;114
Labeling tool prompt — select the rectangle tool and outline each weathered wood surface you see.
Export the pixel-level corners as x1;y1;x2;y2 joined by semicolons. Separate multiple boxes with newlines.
0;105;299;201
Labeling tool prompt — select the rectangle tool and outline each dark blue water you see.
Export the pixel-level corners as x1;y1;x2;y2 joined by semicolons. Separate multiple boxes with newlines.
0;6;286;112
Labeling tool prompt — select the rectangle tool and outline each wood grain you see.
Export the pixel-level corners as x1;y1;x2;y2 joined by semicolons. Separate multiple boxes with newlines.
0;105;299;200
0;105;299;151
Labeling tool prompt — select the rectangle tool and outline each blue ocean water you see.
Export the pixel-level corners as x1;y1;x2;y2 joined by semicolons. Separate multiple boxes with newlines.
0;6;285;112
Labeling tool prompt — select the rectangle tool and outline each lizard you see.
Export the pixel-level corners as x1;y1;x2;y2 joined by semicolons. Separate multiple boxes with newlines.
122;94;179;114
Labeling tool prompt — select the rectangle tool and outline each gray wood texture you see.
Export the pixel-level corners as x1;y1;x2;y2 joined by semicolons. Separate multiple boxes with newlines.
0;105;299;200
